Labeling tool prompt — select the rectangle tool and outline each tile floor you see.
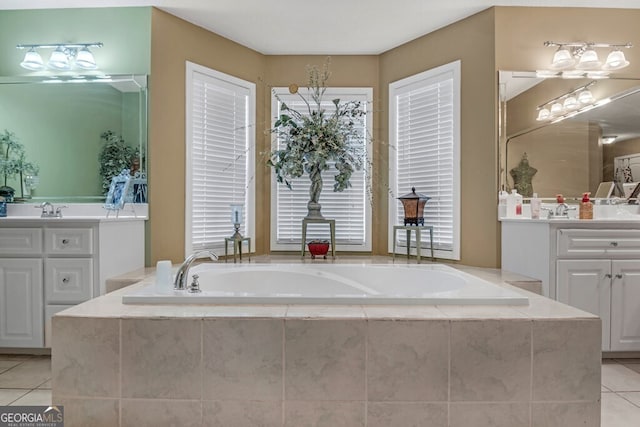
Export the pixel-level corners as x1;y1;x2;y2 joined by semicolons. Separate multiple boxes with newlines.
1;354;639;425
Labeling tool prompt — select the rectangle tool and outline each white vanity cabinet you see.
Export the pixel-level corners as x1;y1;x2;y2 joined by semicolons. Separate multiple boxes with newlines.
502;219;640;352
0;218;144;348
556;229;640;351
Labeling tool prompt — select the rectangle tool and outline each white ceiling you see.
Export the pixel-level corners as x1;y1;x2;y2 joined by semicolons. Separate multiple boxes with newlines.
2;0;640;54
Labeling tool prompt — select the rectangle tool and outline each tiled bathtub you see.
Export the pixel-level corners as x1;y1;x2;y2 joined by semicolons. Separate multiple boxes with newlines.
51;271;601;427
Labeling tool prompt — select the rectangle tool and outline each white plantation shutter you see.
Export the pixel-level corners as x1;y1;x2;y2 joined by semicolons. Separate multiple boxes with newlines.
185;62;255;255
389;61;460;260
270;88;372;251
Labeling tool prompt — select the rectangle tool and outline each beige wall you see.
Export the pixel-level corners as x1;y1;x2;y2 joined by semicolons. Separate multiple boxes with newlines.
495;8;640;76
496;7;640;201
379;8;498;266
148;6;640;268
149;7;500;267
604;137;640;181
149;9;265;263
507;122;593;197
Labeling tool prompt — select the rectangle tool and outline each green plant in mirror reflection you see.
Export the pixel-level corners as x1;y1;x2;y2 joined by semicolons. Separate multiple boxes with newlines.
0;129;39;200
99;130;139;196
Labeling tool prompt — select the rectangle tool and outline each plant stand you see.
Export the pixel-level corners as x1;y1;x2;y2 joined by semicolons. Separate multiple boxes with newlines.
392;225;434;263
301;218;335;259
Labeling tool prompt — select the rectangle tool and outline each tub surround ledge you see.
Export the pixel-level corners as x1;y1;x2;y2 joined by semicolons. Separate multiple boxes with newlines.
52;266;600;427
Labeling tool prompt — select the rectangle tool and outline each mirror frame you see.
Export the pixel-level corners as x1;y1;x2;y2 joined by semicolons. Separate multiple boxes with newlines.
498;71;640;198
0;74;148;203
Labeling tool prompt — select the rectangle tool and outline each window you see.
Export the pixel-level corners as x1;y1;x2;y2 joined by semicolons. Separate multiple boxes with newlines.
270;87;372;251
185;61;255;256
388;61;460;260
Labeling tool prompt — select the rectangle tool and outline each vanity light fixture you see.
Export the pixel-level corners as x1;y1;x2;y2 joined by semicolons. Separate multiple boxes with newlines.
16;42;103;71
540;41;632;78
536;81;597;121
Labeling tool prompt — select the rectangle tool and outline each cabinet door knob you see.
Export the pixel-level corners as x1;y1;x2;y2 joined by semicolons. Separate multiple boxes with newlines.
61;239;69;245
610;241;618;247
62;277;70;284
605;273;612;279
615;274;623;279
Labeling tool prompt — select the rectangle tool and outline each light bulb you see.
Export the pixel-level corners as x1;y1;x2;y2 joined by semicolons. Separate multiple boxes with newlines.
75;47;97;69
578;90;594;104
20;49;44;70
563;96;578;110
48;47;70;70
550;47;576;70
603;50;629;70
550;102;563;115
576;48;601;70
536;108;550;121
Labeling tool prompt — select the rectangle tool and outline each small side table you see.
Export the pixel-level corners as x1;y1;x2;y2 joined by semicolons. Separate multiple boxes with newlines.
392;225;434;263
301;218;336;258
224;236;251;263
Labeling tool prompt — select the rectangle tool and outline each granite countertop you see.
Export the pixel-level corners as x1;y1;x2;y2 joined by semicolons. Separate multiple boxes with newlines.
56;259;598;321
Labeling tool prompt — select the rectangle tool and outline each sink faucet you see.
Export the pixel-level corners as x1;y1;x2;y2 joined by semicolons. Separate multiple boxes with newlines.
173;250;218;290
554;203;576;217
37;202;55;218
36;202;67;218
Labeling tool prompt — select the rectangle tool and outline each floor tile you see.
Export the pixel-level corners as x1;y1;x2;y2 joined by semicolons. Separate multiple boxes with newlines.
37;379;52;390
0;360;23;372
601;364;640;392
614;359;640;364
0;389;29;405
0;358;51;389
621;364;640;375
0;355;35;362
618;392;640;408
601;392;640;427
9;389;52;406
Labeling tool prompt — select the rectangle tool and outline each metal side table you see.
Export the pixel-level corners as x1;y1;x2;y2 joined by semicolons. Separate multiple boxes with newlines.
392;225;434;263
301;218;336;258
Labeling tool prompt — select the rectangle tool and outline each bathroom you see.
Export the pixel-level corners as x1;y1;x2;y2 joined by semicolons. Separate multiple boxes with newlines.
0;3;639;427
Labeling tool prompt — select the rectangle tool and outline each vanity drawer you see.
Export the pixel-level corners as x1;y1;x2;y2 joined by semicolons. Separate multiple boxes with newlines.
0;228;42;255
557;229;640;257
45;228;93;255
44;258;93;304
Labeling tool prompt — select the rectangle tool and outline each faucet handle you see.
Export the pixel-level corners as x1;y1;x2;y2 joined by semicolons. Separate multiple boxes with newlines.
55;205;68;218
188;274;201;293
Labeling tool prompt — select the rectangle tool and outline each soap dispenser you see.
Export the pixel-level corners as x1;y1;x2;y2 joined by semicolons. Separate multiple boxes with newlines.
580;192;593;220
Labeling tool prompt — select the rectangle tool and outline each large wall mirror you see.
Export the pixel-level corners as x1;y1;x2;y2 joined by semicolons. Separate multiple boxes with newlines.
499;71;640;199
0;75;147;203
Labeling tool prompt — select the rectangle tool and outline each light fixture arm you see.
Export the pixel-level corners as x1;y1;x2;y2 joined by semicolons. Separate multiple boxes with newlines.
536;81;596;110
16;42;103;50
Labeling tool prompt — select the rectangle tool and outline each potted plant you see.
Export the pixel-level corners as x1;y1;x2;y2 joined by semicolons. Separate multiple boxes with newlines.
267;61;366;219
99;130;138;196
0;130;39;202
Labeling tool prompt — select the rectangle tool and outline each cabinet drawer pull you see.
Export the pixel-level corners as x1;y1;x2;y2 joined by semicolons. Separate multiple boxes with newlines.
61;239;69;245
610;241;618;247
605;273;612;279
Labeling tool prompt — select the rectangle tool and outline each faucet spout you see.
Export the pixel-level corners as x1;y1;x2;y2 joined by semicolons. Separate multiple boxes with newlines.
173;250;218;290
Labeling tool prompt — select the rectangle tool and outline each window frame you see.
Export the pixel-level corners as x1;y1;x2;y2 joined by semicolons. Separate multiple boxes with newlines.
184;61;256;257
387;60;461;260
269;87;373;252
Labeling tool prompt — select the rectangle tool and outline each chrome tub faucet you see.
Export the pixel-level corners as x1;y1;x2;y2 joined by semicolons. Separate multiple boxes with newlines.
174;250;218;290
